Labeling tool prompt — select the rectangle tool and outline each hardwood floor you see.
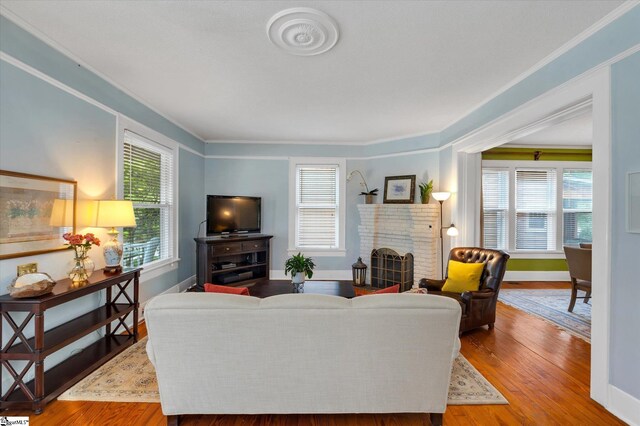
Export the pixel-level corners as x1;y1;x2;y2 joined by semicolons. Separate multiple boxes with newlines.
4;282;624;425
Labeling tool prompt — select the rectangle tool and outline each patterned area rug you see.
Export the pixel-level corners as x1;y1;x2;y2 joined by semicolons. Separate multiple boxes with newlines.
59;337;507;406
499;289;591;342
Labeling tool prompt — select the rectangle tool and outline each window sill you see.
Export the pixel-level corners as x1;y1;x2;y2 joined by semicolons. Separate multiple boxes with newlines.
138;258;181;281
287;249;347;257
508;252;565;259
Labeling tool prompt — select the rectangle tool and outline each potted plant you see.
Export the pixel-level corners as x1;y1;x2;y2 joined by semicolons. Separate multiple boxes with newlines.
418;180;434;204
285;252;315;287
347;170;378;204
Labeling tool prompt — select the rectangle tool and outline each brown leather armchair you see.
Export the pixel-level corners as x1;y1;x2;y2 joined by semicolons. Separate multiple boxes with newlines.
419;247;510;334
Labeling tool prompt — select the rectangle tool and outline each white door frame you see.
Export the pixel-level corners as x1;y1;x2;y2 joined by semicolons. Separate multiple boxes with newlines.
448;66;611;406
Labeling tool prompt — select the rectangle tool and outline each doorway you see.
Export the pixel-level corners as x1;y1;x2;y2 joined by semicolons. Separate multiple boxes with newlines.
448;67;611;405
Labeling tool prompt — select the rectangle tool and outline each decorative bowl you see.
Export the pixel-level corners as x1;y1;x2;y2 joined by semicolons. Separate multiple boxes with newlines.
7;272;56;298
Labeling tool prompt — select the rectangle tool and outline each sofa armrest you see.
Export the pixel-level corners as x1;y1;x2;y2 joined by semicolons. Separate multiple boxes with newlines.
146;338;156;368
419;278;445;291
460;289;495;304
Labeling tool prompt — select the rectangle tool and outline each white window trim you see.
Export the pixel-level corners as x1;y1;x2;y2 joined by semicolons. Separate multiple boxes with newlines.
116;114;180;275
288;157;346;257
482;159;592;258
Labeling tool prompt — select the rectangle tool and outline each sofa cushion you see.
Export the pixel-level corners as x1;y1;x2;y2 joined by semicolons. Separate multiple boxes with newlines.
441;260;484;293
204;283;250;296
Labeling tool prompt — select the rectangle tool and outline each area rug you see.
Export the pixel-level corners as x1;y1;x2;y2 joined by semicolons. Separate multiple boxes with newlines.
499;289;591;342
59;337;507;406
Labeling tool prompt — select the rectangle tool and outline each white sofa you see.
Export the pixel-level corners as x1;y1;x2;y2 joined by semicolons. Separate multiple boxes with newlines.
145;292;461;425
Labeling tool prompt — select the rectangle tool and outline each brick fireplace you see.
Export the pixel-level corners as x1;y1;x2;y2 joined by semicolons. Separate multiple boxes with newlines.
357;204;440;287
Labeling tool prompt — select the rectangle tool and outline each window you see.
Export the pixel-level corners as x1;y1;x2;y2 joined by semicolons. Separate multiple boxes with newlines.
563;170;593;245
515;169;557;250
121;129;176;268
482;169;509;250
288;158;346;256
481;161;592;254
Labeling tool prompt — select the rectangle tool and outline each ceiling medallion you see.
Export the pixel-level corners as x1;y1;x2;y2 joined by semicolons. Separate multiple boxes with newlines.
267;8;339;56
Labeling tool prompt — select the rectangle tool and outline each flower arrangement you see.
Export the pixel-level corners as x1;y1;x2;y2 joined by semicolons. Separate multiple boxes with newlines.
347;170;378;203
63;233;101;283
63;233;101;259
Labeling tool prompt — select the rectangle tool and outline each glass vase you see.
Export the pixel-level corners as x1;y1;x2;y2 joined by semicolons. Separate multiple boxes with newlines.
67;255;95;284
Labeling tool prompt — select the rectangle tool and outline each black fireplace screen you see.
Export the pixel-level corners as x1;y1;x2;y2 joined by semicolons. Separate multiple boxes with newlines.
370;248;414;292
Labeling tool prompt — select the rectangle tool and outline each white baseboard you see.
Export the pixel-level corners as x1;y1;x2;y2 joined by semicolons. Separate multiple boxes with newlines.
504;270;570;281
139;275;195;321
270;270;352;281
608;385;640;426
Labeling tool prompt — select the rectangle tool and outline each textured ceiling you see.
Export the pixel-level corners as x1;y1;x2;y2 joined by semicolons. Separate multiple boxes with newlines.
0;1;623;143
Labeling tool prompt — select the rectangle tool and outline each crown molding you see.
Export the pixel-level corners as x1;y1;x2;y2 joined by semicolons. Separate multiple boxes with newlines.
0;7;206;144
205;139;366;146
441;1;640;133
1;2;637;148
0;52;205;158
204;128;441;146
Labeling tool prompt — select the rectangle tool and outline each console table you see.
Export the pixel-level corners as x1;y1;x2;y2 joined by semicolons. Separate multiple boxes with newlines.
194;234;273;290
0;268;140;413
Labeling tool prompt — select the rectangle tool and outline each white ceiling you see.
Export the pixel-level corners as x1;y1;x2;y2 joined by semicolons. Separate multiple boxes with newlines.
0;1;623;143
507;110;593;147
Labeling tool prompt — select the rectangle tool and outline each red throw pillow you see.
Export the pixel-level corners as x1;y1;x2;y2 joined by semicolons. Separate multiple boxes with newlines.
204;283;250;296
373;284;400;294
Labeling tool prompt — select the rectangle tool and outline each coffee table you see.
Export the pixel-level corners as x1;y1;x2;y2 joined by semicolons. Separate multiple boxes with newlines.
246;280;356;298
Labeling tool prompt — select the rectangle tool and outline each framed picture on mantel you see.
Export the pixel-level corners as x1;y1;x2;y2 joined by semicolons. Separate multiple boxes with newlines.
383;175;416;204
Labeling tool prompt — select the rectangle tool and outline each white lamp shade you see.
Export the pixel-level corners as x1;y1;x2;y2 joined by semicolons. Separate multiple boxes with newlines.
49;199;74;227
432;192;451;202
96;200;137;228
446;225;459;236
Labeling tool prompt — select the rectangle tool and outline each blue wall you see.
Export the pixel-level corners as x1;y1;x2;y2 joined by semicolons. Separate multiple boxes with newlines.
1;3;639;403
204;152;440;272
0;15;205;391
610;51;640;398
0;16;204;154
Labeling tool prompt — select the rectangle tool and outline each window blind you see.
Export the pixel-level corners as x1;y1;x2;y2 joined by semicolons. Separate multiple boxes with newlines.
563;169;592;245
515;169;557;250
296;166;338;248
122;130;174;267
482;169;509;250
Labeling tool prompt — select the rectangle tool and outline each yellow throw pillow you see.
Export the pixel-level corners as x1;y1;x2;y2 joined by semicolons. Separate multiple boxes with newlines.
441;260;484;293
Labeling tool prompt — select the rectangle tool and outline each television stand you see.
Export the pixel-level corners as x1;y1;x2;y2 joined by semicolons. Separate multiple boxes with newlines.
194;234;273;290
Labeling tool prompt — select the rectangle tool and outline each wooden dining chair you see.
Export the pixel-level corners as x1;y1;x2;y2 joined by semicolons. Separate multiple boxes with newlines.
563;246;592;312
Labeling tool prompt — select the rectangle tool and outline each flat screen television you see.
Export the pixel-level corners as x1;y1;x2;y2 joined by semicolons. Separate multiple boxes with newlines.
206;195;261;236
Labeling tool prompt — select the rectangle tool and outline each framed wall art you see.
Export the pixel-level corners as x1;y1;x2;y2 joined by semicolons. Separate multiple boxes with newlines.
383;175;416;204
627;171;640;233
0;170;77;259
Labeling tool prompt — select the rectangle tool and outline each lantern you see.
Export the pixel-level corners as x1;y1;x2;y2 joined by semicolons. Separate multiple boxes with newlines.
352;257;368;286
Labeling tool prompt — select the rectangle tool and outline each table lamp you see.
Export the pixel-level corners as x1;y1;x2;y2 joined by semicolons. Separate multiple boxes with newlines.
49;198;75;228
96;200;136;273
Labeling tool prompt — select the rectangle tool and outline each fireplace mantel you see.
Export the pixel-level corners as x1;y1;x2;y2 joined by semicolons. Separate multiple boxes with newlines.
357;204;440;286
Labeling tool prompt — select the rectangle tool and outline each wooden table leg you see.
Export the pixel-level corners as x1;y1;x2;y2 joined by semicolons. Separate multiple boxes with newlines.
34;312;44;412
133;272;139;342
